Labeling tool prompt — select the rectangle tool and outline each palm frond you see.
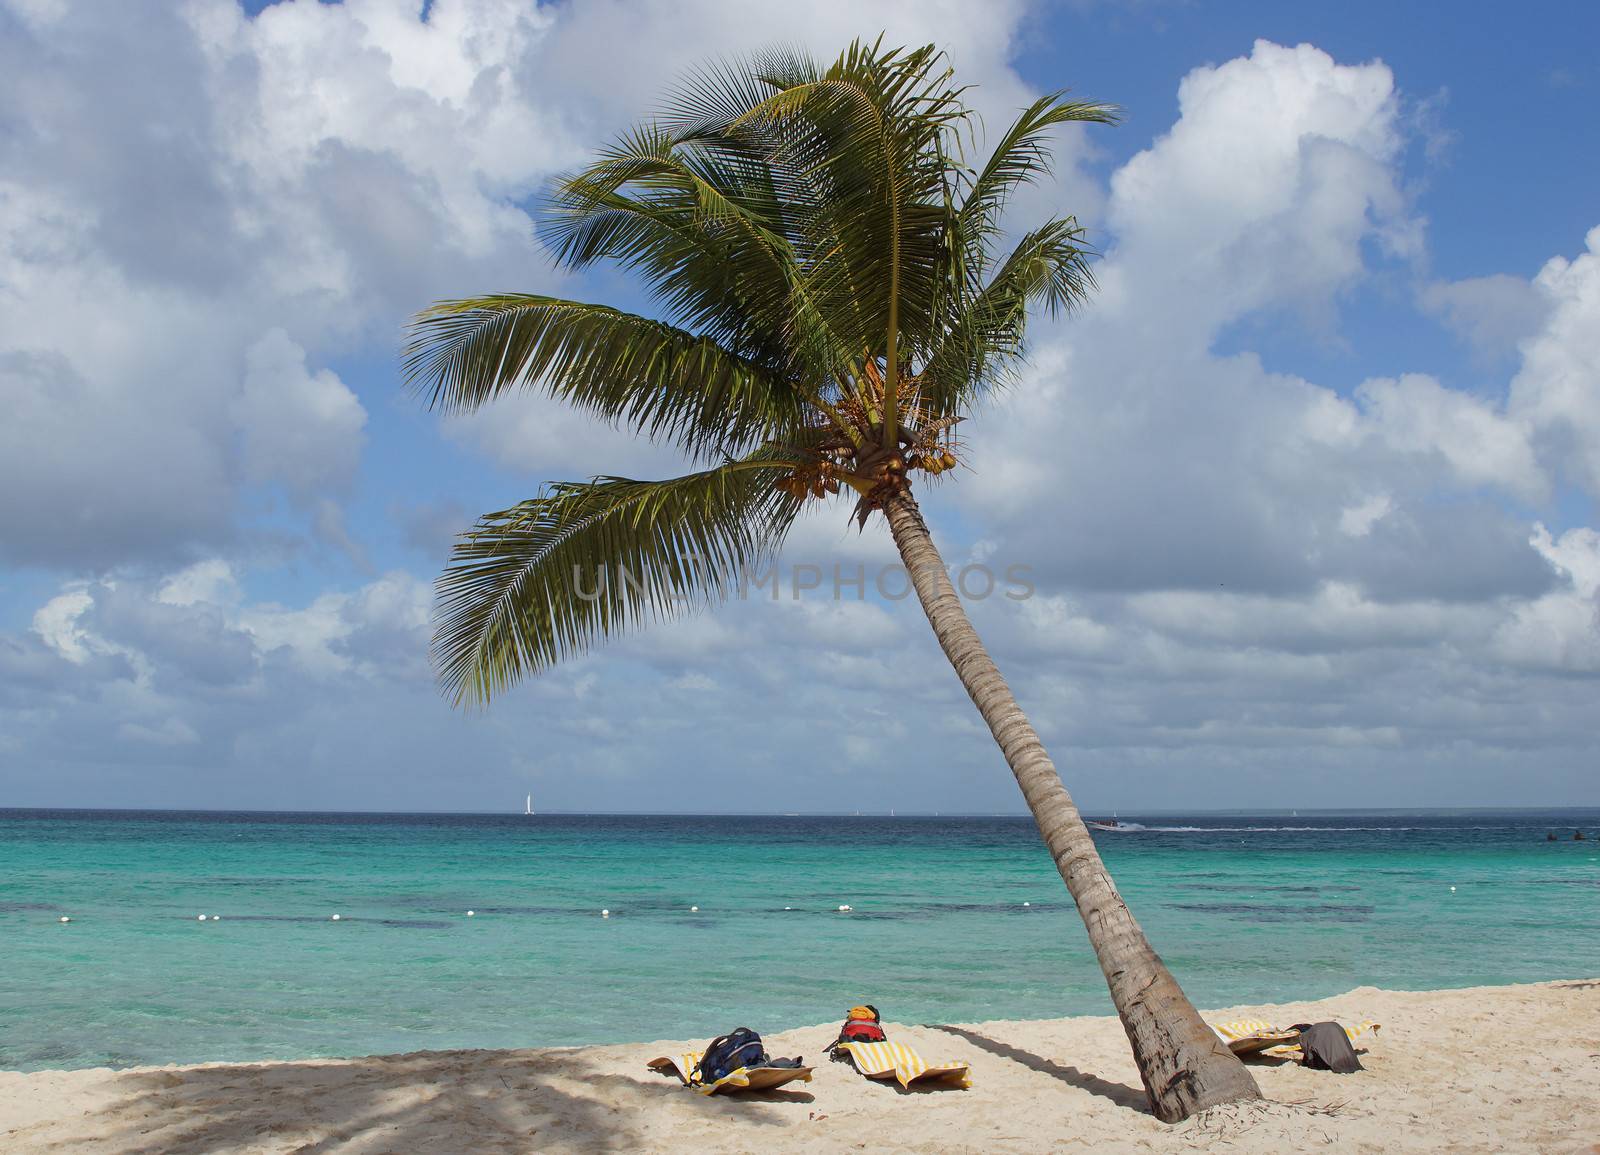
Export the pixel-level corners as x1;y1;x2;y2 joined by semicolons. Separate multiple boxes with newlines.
732;40;974;437
404;295;803;460
542;122;858;377
956;93;1119;253
921;218;1097;414
434;458;803;705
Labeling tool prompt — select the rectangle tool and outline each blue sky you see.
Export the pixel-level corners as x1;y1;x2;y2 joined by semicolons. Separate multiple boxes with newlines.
1;0;1597;813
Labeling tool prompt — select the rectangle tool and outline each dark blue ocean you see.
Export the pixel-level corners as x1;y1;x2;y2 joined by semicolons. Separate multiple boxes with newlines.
2;808;1596;1071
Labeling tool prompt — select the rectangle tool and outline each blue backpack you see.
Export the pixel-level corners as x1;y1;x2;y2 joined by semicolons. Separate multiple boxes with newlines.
697;1027;768;1082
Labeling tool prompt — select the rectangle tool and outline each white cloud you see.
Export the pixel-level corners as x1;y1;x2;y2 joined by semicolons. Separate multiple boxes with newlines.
1350;373;1544;500
1531;522;1600;599
1420;272;1550;362
1125;581;1493;653
1508;226;1600;496
235;329;367;497
446;396;690;480
1102;40;1412;341
0;0;1076;570
234;569;432;680
0;0;563;571
32;587;98;663
157;559;241;608
3;15;1598;809
1016;595;1117;659
669;671;716;693
1338;493;1393;537
188;0;569;309
959;39;1571;619
533;0;1038;136
1491;524;1600;672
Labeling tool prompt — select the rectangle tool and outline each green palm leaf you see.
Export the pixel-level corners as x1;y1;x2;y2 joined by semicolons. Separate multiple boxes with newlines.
922;218;1098;414
956;93;1119;252
434;458;802;705
404;295;802;460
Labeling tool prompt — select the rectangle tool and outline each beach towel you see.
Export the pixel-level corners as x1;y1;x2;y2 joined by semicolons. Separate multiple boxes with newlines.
646;1051;813;1095
1209;1019;1303;1056
833;1040;971;1090
1209;1019;1381;1060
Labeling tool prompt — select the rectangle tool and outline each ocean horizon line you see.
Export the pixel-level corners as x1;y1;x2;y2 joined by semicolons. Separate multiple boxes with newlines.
4;804;1597;818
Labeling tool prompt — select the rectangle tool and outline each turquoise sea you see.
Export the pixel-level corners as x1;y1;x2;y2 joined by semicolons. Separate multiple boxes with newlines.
2;808;1597;1072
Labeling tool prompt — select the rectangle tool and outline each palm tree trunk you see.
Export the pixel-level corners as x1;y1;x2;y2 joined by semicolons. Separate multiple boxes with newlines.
883;489;1261;1123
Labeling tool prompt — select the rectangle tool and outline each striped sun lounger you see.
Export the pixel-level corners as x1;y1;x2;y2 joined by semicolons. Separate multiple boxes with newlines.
834;1040;971;1089
1210;1019;1382;1059
646;1051;813;1095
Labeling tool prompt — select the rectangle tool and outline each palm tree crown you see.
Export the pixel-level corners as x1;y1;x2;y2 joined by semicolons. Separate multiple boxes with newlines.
405;40;1115;705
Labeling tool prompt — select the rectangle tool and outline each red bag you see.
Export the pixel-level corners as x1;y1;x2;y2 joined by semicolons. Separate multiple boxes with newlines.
837;1019;887;1043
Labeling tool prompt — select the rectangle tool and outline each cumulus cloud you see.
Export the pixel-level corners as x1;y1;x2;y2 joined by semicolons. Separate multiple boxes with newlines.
903;37;1596;804
0;0;560;572
1338;493;1393;537
1492;524;1600;673
1420;273;1550;363
2;11;1597;809
1508;227;1600;496
1101;40;1415;341
956;43;1452;600
234;330;366;497
959;39;1570;617
533;0;1038;135
0;0;1086;571
1348;373;1544;500
445;397;690;480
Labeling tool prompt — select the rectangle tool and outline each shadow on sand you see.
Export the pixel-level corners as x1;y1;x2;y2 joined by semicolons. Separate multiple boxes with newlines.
926;1025;1149;1113
86;1047;803;1154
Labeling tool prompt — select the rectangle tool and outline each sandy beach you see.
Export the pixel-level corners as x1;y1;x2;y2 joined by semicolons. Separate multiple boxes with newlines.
2;978;1595;1154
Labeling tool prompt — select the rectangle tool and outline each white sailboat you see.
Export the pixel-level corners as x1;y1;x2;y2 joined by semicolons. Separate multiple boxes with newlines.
524;793;535;816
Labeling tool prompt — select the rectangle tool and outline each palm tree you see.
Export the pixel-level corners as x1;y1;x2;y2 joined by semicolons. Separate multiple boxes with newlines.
405;40;1260;1122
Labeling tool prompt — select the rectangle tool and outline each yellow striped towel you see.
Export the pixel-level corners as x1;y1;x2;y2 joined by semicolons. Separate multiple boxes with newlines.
1210;1020;1382;1058
646;1051;813;1095
835;1040;971;1089
1210;1019;1301;1056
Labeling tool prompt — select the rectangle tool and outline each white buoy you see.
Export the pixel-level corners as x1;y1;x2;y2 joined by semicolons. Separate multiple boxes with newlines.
59;915;71;923
212;915;220;921
837;904;852;912
690;905;699;912
197;914;207;921
1449;886;1456;893
784;906;792;911
1023;901;1031;907
331;914;341;921
466;910;475;917
601;909;610;917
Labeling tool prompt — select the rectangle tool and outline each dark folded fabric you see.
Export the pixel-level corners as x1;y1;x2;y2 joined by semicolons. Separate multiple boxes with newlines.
760;1055;804;1069
1289;1022;1363;1073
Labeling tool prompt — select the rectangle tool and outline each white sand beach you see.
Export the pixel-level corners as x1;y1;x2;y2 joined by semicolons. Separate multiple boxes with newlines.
2;979;1596;1154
